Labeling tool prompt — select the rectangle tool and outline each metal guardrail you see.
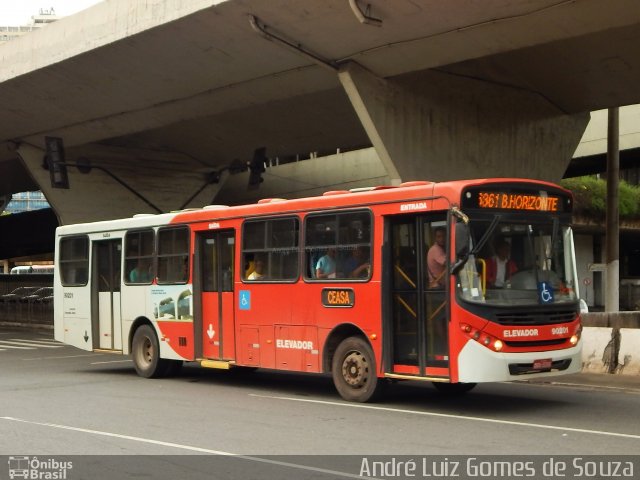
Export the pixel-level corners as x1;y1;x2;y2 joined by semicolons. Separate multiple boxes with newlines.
0;274;53;325
0;299;53;325
0;273;53;294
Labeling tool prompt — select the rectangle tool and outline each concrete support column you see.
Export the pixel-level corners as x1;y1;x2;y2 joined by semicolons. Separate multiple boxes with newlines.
338;62;590;184
338;63;402;185
606;107;620;313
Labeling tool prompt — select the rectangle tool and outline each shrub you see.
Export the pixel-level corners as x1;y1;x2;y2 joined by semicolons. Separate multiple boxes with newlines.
560;176;640;220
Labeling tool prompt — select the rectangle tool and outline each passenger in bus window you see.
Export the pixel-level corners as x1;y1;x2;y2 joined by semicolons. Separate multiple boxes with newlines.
427;227;446;288
129;259;152;283
315;248;337;279
486;238;517;288
344;246;370;278
248;257;266;280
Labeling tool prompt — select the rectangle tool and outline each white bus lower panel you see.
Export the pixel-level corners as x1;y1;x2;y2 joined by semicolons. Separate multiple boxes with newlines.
62;317;92;351
457;339;582;383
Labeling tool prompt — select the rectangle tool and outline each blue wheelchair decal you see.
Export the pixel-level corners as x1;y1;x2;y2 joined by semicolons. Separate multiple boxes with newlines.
239;290;251;310
538;282;554;304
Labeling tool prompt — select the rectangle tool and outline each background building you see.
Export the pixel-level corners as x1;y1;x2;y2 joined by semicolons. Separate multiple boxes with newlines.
4;191;50;214
0;8;59;43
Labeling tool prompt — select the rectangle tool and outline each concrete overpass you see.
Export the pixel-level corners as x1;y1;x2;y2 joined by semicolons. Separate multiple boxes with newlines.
567;106;640;177
1;0;640;223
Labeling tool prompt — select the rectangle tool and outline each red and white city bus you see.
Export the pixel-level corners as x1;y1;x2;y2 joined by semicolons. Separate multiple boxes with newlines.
54;179;582;402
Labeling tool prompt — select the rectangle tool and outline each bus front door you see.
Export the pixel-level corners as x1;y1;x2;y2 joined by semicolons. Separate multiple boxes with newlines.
91;239;122;351
195;230;236;361
385;215;450;378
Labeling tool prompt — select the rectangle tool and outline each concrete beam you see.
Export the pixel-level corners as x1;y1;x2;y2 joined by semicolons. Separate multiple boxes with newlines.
338;62;590;184
215;148;389;204
16;141;387;224
17;143;228;225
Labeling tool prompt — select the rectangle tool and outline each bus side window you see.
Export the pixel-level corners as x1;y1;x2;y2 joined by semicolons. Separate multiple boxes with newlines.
242;217;298;282
124;229;155;284
304;210;372;281
59;236;89;286
157;227;189;284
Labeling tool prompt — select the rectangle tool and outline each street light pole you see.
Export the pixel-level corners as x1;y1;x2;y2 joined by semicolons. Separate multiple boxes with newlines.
605;107;619;313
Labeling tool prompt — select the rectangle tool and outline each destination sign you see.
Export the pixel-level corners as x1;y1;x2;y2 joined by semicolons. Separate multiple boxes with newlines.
321;288;355;308
475;191;562;212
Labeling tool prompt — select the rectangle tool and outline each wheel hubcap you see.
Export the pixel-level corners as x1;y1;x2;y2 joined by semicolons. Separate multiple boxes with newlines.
342;351;368;388
141;337;153;365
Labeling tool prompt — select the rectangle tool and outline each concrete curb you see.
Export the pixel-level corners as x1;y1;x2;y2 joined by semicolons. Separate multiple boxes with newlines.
0;320;53;331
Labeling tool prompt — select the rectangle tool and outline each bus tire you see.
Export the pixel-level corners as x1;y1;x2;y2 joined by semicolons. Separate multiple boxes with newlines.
332;336;382;402
432;382;477;394
132;325;168;378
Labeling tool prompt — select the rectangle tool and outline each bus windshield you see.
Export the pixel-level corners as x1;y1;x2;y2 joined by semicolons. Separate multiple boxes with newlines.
457;217;578;307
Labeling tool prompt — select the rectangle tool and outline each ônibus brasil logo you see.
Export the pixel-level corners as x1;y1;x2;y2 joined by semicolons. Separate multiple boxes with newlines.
7;456;73;479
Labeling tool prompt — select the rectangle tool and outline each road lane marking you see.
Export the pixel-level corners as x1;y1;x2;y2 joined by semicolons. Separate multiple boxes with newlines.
0;343;35;350
10;339;62;345
0;417;376;480
249;394;640;441
1;340;62;348
24;354;102;361
90;360;132;365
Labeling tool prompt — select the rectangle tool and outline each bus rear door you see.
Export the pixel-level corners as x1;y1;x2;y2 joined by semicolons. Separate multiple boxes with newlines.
194;230;236;361
384;214;450;379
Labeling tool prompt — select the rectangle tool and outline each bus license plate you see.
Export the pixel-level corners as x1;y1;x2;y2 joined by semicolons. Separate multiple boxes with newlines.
533;358;552;370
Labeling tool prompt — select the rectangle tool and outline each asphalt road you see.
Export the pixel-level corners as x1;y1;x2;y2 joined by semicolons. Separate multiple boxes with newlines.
1;328;639;479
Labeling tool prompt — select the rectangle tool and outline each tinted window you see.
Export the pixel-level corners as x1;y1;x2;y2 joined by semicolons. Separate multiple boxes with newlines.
124;229;155;284
157;227;189;284
59;236;89;286
304;211;372;281
242;217;299;281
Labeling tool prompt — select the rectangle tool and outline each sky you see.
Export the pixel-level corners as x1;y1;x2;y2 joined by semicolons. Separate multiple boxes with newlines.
0;0;103;26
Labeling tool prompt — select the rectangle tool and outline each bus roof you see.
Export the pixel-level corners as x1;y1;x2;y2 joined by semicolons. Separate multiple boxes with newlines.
55;178;569;236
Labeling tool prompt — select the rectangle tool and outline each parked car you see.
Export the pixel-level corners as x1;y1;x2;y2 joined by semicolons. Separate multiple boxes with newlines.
37;294;54;305
19;287;54;304
0;287;40;303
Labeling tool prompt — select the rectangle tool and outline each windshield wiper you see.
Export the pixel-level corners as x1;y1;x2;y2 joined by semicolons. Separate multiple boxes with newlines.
470;214;501;256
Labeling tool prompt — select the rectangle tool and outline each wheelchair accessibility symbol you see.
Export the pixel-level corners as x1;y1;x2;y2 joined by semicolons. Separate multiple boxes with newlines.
239;290;251;310
538;281;554;304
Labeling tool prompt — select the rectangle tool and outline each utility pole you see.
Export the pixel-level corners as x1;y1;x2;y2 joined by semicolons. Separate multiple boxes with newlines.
605;107;619;313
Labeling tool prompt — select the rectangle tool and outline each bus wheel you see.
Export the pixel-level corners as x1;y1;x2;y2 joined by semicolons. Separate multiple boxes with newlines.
432;382;477;394
332;336;382;402
132;325;168;378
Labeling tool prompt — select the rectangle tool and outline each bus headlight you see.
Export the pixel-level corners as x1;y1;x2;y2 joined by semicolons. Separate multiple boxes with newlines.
493;339;503;351
569;335;579;345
